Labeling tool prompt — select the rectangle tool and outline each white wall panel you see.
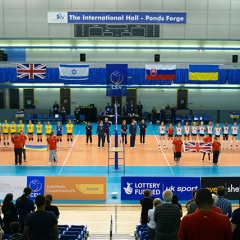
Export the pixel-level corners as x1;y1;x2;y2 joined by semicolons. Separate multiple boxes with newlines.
26;0;48;9
185;25;207;39
27;23;49;38
49;0;72;9
95;0;117;9
4;9;26;23
140;0;163;11
26;9;48;23
230;11;240;24
186;0;207;10
49;24;72;38
208;25;229;39
208;0;230;10
118;0;139;10
229;24;240;39
0;0;3;8
3;0;25;8
72;0;95;9
208;11;230;24
0;8;3;23
162;25;185;39
186;10;207;25
0;24;3;37
4;23;26;37
163;0;186;10
231;0;240;11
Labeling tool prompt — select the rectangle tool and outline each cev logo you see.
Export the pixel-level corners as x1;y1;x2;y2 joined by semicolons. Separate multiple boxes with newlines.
123;182;133;195
29;180;42;193
110;71;124;89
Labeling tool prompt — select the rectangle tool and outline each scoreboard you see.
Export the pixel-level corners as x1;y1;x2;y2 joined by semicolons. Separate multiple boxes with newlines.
74;24;159;38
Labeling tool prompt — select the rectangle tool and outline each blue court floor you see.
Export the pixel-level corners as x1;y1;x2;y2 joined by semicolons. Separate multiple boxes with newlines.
1;122;239;204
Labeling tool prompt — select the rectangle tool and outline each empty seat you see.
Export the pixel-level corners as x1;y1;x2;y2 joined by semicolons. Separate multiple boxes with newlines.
59;234;78;240
26;114;33;122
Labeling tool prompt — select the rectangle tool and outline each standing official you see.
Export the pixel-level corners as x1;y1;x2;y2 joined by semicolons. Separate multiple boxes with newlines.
160;107;167;124
121;120;128;144
103;118;111;144
12;132;22;165
19;131;27;162
96;120;105;148
129;119;137;148
52;101;59;115
85;121;92;145
74;105;80;125
123;103;128;116
105;103;112;115
201;133;212;163
172;135;183;166
212;137;221;166
171;104;177;125
137;101;143;119
60;106;67;125
139;119;147;144
47;133;59;166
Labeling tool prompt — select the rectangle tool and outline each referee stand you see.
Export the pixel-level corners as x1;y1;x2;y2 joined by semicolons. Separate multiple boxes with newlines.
108;130;125;174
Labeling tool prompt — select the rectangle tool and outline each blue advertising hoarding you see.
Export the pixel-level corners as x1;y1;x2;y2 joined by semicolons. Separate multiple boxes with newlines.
48;12;186;24
27;176;45;200
121;177;200;201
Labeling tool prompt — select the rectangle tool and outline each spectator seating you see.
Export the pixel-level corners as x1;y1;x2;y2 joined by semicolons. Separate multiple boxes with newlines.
135;224;148;240
203;114;210;123
57;225;87;240
2;234;12;240
26;114;33;122
186;114;193;122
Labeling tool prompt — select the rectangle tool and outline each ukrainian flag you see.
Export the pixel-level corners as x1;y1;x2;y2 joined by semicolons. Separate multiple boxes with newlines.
189;65;219;81
24;145;48;151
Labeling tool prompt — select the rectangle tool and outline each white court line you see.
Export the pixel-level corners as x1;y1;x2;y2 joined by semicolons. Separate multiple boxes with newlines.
58;131;80;176
152;131;175;176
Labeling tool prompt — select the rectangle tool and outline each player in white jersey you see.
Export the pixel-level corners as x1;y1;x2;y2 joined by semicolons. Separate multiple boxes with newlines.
184;121;191;142
206;121;213;138
198;121;205;142
191;122;198;142
214;124;221;140
176;122;182;138
231;122;239;149
158;122;166;149
222;122;230;149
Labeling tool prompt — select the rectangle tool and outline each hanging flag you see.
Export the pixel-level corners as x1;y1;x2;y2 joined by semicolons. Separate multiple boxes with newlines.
59;64;89;82
17;63;46;79
106;64;128;96
189;65;219;81
145;64;176;80
184;142;212;153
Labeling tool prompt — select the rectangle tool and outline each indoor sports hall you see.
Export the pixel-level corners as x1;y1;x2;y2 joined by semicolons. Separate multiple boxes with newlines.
1;0;240;239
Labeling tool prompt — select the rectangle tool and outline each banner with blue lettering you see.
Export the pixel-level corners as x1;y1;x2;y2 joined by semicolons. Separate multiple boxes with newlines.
121;176;200;201
106;64;128;96
27;176;45;200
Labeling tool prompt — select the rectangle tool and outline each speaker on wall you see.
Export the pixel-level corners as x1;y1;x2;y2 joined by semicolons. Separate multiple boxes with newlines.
80;53;86;62
154;54;160;62
232;55;238;63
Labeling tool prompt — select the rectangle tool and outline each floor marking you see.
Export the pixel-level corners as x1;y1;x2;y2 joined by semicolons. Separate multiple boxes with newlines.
153;131;175;176
58;131;80;176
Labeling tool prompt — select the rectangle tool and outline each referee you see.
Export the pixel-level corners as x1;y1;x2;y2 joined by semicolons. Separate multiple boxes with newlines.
11;132;22;165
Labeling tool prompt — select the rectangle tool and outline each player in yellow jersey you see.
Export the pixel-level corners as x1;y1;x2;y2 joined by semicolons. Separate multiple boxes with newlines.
66;120;74;148
17;119;24;133
45;121;52;140
36;121;43;145
2;119;9;147
27;120;34;145
9;120;17;147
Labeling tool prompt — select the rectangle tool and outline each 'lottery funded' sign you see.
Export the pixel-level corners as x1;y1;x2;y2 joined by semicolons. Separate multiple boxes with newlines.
48;12;187;24
121;177;200;201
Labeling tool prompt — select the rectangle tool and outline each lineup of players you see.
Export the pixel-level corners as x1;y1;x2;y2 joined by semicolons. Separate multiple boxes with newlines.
157;121;239;150
0;119;239;150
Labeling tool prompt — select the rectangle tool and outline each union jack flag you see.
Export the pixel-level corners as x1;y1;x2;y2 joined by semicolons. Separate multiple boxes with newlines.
16;64;46;79
184;141;212;153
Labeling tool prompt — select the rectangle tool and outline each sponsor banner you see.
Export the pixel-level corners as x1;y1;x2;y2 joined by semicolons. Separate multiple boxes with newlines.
201;177;240;200
48;12;187;24
121;177;200;201
27;176;45;201
0;176;26;200
44;177;106;200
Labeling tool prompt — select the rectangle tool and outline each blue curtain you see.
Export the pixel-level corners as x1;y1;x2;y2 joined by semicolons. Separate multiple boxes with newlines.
228;69;240;84
0;67;232;85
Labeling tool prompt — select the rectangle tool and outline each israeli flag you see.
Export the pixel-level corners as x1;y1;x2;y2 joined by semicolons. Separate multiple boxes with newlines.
59;64;89;81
